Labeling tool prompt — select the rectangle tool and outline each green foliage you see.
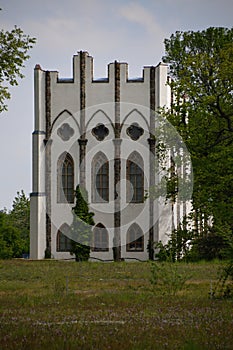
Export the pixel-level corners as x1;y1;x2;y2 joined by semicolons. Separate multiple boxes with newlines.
186;230;229;262
162;27;233;263
0;191;30;259
9;190;30;254
213;261;233;299
155;217;192;262
0;12;36;112
69;185;95;261
150;261;190;296
0;211;24;259
155;219;230;263
213;234;233;298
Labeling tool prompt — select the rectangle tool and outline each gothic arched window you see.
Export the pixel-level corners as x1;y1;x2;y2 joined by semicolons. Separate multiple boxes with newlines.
92;152;109;202
57;224;72;252
126;223;144;252
92;223;109;252
57;153;74;203
126;152;144;203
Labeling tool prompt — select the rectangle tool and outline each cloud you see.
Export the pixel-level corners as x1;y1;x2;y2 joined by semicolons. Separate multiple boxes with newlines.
119;2;166;38
26;15;123;54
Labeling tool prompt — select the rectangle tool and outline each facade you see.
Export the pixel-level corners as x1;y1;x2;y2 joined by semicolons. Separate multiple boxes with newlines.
30;51;187;260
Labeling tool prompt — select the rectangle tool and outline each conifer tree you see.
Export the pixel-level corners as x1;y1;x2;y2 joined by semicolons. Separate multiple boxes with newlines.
70;186;95;261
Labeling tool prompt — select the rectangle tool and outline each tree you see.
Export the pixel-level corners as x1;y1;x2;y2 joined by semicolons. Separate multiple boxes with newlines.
162;27;233;248
0;191;30;259
0;210;23;259
0;10;36;112
9;190;30;254
70;186;95;261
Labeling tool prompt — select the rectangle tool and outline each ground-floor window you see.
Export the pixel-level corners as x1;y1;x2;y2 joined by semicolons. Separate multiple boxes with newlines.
126;223;144;251
57;224;72;252
92;223;109;251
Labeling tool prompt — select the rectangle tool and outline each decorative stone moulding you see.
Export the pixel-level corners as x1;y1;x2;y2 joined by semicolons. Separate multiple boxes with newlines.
92;124;109;141
57;123;75;141
126;123;144;141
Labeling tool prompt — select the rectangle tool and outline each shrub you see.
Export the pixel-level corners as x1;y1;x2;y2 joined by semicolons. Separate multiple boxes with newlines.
150;261;191;296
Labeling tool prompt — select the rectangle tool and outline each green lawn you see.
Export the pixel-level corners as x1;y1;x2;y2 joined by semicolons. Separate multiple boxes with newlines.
0;260;232;349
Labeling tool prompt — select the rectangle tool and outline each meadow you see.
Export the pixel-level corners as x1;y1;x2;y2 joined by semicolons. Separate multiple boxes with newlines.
0;259;232;349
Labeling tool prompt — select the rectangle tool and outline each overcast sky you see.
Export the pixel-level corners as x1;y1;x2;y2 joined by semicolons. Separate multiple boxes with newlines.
0;0;232;210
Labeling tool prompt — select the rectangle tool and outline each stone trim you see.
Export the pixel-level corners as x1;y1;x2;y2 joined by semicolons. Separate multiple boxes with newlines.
45;139;52;258
113;61;121;261
45;71;52;257
78;138;88;188
78;52;87;189
114;61;120;138
148;67;156;260
80;51;86;137
150;67;156;133
45;71;51;139
78;139;88;146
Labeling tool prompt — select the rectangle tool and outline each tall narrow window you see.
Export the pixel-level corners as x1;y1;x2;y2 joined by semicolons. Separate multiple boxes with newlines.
126;223;144;252
126;152;144;203
92;223;109;252
57;224;72;252
92;152;109;202
57;153;74;203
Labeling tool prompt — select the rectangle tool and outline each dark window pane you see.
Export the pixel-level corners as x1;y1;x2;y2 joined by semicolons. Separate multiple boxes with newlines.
58;154;74;203
126;225;144;252
93;225;109;252
93;156;109;202
127;159;144;203
102;189;108;199
57;229;72;252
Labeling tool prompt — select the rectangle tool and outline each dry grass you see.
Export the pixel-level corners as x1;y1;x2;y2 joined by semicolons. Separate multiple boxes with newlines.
0;259;232;349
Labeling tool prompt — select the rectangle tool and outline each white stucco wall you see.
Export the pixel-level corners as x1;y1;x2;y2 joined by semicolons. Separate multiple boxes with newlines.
31;52;187;261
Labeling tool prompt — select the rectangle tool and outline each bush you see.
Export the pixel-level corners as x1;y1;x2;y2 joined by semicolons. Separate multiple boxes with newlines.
187;231;229;262
150;261;191;296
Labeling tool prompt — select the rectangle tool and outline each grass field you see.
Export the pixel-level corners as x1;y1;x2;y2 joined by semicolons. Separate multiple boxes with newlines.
0;259;232;349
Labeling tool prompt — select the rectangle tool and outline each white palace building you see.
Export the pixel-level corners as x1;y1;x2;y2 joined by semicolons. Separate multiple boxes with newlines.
30;51;189;261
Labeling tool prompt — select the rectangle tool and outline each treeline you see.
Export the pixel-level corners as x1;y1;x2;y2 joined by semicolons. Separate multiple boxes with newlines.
0;191;30;259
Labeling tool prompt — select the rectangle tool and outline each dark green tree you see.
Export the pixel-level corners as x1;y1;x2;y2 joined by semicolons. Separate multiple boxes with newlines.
70;186;95;261
0;9;36;112
9;190;30;255
0;210;23;259
0;191;30;259
161;27;233;258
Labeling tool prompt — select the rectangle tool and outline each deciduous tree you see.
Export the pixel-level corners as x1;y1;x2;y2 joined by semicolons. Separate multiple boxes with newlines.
9;190;30;254
162;27;233;238
0;10;36;112
0;191;30;258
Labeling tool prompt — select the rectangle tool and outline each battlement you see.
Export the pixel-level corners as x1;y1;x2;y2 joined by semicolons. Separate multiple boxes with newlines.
35;51;168;85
